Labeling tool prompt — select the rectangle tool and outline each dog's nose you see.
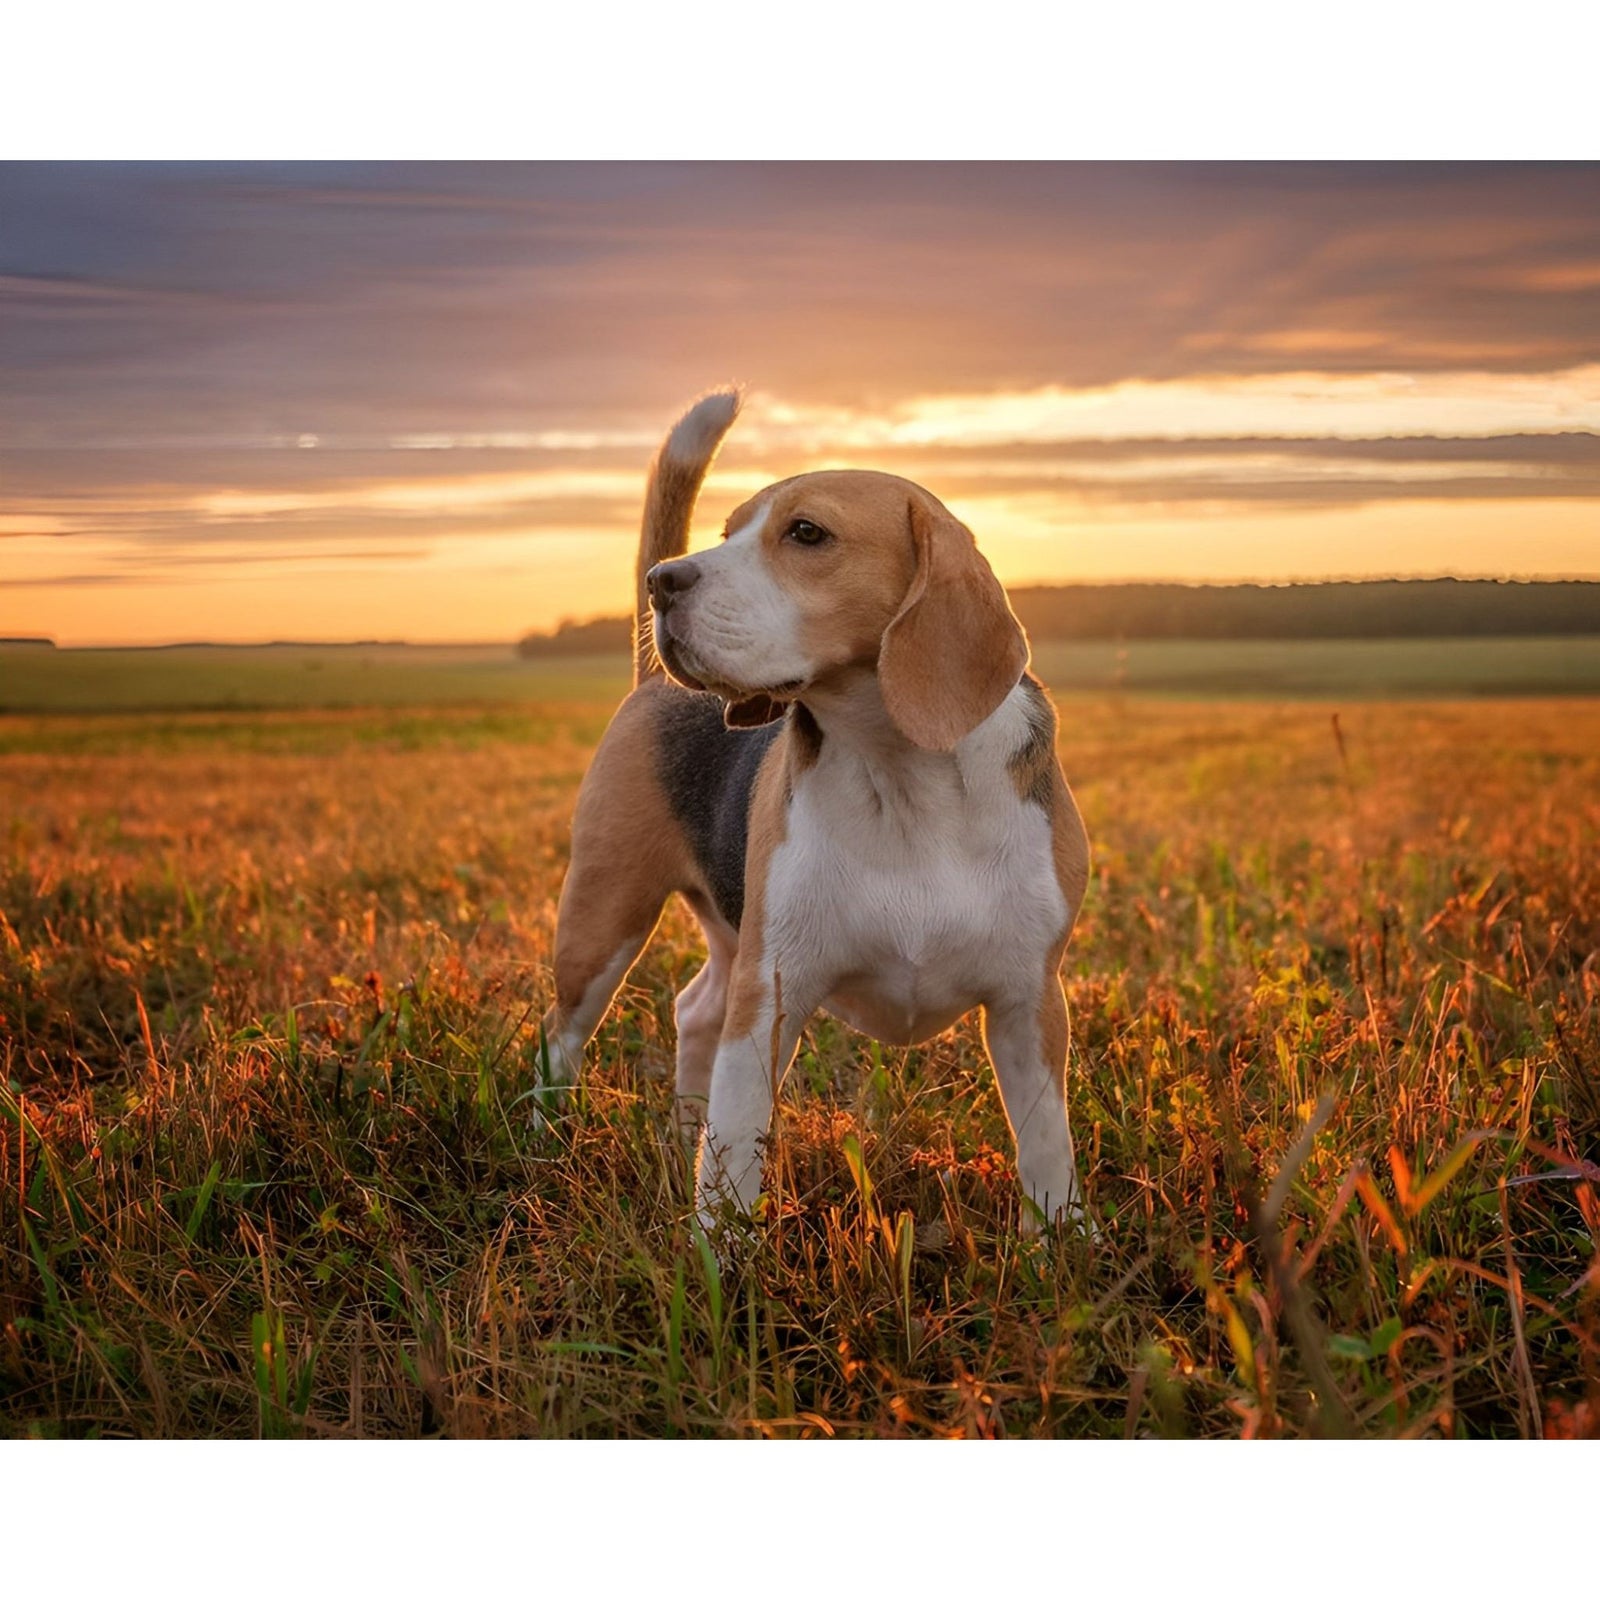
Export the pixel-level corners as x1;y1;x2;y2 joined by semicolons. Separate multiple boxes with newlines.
647;560;701;610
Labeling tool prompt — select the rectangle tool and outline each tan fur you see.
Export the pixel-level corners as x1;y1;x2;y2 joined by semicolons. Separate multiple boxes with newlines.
696;474;1027;751
720;743;792;1040
1009;745;1053;806
1047;765;1092;919
1007;695;1059;808
1039;767;1090;1110
1038;967;1070;1079
879;493;1030;752
700;475;918;728
633;389;740;684
552;393;1097;1232
544;685;687;1022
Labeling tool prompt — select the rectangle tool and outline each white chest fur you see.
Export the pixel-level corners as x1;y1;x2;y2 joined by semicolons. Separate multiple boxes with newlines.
762;688;1071;1045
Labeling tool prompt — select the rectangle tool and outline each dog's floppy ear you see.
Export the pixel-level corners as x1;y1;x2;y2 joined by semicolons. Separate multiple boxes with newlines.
878;492;1028;752
724;694;786;729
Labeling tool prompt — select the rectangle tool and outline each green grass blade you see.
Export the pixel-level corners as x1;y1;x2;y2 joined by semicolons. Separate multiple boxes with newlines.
1411;1133;1489;1213
21;1218;60;1320
667;1261;686;1389
841;1132;874;1212
184;1160;223;1242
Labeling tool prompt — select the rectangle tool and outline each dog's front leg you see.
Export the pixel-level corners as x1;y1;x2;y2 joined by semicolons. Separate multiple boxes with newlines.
694;961;811;1230
980;974;1094;1237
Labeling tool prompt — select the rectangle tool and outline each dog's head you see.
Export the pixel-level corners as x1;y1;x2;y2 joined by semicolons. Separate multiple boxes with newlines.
648;471;1028;752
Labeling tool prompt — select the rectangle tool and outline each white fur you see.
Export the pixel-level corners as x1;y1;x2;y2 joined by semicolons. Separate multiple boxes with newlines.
673;902;739;1131
664;500;816;694
569;408;1094;1234
664;389;740;466
695;682;1089;1232
770;685;1069;1044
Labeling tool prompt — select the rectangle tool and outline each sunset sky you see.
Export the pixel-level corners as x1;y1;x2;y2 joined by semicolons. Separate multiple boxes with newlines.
4;161;1599;645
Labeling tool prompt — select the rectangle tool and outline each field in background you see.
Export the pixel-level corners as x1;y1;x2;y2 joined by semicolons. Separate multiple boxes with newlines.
0;644;627;715
1;679;1597;1437
6;636;1600;715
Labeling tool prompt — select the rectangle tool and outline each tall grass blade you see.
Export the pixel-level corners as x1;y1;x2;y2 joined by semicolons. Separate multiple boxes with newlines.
667;1261;686;1389
185;1160;223;1243
841;1132;874;1214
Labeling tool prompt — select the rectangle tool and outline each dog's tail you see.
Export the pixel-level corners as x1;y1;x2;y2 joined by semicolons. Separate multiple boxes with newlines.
634;387;742;684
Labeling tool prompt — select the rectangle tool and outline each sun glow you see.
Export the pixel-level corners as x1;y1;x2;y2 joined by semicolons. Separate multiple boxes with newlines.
737;366;1600;451
7;373;1600;646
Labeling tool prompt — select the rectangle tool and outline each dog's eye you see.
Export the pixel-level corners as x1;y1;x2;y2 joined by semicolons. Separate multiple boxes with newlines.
785;519;832;547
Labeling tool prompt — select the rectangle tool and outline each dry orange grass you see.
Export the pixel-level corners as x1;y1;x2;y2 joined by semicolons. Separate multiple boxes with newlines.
1;696;1597;1436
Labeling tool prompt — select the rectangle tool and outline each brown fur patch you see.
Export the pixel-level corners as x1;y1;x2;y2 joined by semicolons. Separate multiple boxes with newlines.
1048;767;1091;932
714;472;1030;753
725;474;919;695
879;493;1030;752
787;703;824;777
547;682;691;1016
1008;678;1059;810
1037;716;1090;1073
1037;943;1071;1082
722;734;795;1038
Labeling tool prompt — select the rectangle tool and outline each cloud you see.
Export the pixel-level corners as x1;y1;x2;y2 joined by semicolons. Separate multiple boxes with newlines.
4;162;1600;641
6;421;1598;569
3;570;156;588
5;163;1600;451
735;370;1600;450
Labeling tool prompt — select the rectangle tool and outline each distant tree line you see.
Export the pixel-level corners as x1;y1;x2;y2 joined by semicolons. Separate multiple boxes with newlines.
517;578;1600;658
1005;578;1600;640
518;616;637;657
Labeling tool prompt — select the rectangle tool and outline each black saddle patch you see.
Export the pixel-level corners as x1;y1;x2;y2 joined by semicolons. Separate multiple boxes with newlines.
653;689;784;929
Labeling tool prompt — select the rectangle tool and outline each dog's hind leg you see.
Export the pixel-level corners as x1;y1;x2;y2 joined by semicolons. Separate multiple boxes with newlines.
540;806;672;1081
539;686;685;1085
541;864;669;1086
540;902;659;1088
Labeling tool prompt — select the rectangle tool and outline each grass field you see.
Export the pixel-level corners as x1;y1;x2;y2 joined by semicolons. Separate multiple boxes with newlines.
6;635;1600;714
1;663;1597;1436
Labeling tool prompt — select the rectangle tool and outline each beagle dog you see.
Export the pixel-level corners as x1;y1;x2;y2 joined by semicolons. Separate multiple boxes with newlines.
542;390;1093;1233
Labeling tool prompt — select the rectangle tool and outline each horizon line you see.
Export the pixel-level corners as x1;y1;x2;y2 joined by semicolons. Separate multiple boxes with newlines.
10;572;1600;652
